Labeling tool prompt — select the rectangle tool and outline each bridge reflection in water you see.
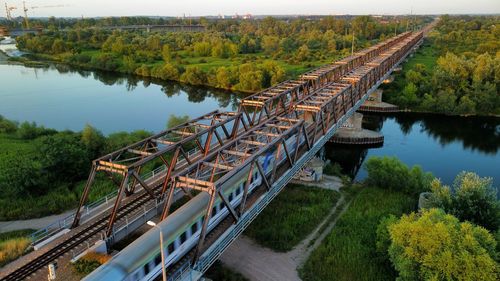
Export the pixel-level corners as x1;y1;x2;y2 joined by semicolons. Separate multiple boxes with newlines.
0;27;428;281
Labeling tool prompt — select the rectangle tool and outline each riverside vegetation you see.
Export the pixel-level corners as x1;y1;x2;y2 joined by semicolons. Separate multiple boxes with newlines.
0;115;190;220
382;15;500;116
300;156;499;281
9;15;431;93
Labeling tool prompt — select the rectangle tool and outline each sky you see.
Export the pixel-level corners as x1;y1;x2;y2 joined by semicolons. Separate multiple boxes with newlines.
3;0;500;18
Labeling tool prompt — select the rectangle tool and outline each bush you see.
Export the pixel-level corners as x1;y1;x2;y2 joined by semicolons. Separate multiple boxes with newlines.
0;115;18;133
428;172;500;232
364;156;433;195
387;208;498;281
72;252;111;276
17;121;56;140
323;162;343;177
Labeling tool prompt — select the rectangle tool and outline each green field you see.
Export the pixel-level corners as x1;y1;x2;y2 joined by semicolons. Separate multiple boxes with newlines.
402;41;438;71
299;187;417;281
245;184;340;252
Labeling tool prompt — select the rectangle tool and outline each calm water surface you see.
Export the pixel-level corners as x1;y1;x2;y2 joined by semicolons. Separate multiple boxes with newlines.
0;64;241;134
1;62;498;187
325;114;500;186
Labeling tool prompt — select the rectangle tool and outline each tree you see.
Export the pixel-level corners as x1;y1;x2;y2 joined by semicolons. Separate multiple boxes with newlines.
294;44;310;62
428;173;500;232
364;156;432;195
167;114;190;129
180;66;206;85
152;63;180;81
193;41;211;57
51;39;66;54
37;132;90;182
216;66;232;89
162;44;172;62
261;35;280;55
81;124;105;159
387;208;498;281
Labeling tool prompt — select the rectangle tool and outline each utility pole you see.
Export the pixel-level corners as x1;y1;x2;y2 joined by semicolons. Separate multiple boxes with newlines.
23;1;30;29
351;29;355;55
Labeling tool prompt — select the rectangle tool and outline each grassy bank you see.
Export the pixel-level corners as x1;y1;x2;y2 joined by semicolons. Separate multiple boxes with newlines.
244;184;340;252
0;229;35;267
299;186;417;281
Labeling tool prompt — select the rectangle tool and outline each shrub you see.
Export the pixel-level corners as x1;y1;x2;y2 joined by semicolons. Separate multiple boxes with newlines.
388;208;498;281
428;172;500;232
364;156;433;195
72;252;111;276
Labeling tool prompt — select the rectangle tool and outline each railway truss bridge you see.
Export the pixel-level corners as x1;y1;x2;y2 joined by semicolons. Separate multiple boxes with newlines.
1;26;430;281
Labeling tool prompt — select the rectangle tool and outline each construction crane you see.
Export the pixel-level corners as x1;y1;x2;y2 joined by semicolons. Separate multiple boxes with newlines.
4;2;16;20
21;1;66;29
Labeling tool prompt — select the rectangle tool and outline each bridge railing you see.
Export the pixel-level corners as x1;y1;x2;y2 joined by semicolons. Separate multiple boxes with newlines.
29;163;170;246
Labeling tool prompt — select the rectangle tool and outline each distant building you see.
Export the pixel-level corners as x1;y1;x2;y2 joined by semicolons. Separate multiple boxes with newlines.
0;26;8;37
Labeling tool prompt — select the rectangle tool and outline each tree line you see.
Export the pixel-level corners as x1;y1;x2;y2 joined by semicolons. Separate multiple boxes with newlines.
384;15;499;116
13;15;432;92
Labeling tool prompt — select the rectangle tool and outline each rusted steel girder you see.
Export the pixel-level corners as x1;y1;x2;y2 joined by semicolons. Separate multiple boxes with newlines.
71;111;251;237
238;31;415;129
163;116;306;263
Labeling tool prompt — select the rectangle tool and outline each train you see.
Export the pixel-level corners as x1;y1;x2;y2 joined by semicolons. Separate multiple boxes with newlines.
83;121;304;281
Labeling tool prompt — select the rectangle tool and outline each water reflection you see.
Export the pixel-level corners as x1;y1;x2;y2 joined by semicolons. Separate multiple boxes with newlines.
392;114;500;155
325;113;500;186
0;63;243;134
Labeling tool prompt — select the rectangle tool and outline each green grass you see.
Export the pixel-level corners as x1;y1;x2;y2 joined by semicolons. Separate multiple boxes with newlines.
299;187;417;281
0;229;35;267
244;184;340;252
401;42;438;71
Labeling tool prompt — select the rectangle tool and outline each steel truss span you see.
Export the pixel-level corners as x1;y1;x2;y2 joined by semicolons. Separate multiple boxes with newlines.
0;28;425;281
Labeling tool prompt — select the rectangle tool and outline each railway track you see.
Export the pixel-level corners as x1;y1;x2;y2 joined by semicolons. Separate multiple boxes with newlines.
1;189;157;281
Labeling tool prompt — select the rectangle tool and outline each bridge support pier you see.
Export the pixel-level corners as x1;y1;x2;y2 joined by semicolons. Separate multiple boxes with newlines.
358;89;399;113
329;112;384;146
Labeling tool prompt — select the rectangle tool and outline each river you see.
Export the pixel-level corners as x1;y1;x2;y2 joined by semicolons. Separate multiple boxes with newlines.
0;46;498;187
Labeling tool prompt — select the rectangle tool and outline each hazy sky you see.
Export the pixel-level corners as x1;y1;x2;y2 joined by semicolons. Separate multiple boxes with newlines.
4;0;500;17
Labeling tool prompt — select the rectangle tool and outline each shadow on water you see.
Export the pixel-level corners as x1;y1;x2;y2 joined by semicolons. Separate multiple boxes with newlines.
325;112;500;183
392;113;500;155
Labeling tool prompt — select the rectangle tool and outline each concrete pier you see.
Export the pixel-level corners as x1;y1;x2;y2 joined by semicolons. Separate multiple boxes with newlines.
358;89;399;113
329;112;384;145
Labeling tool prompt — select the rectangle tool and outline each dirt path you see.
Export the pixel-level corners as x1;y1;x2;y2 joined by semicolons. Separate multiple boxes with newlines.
220;192;352;281
0;210;75;233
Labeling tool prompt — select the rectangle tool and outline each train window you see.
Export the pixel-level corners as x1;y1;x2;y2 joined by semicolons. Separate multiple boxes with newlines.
212;206;217;217
229;193;233;202
143;263;150;275
180;232;187;244
236;187;241;196
219;202;224;210
167;242;175;254
154;253;162;265
242;180;247;188
191;222;198;234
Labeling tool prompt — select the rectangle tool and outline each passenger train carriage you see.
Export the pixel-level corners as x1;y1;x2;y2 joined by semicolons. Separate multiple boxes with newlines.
84;131;301;281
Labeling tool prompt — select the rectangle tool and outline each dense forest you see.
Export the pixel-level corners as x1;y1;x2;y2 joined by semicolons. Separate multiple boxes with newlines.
11;15;430;92
383;15;500;115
